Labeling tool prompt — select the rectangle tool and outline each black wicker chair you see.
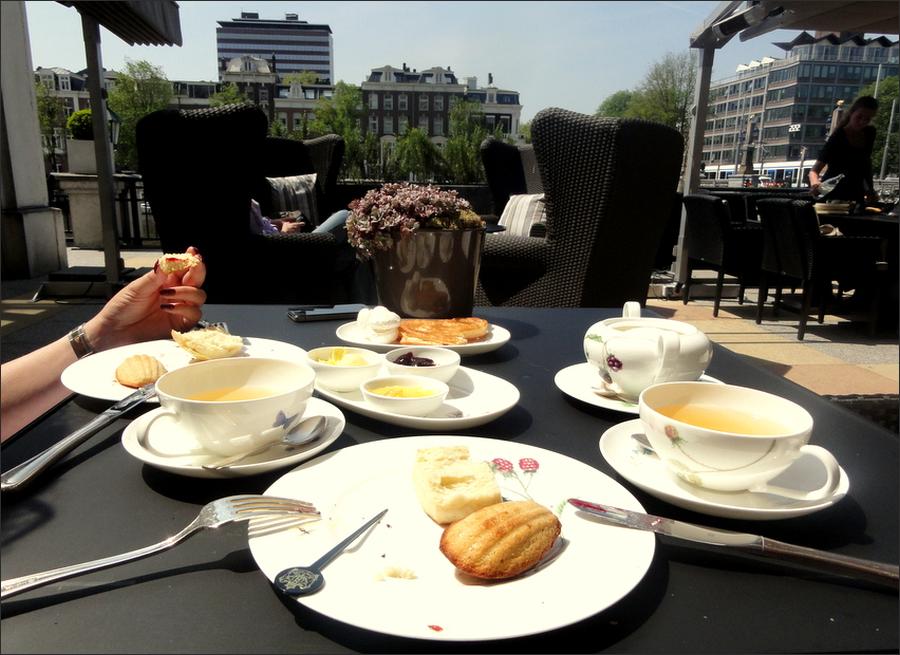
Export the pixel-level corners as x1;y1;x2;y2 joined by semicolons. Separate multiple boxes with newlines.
136;103;344;304
480;137;544;222
755;198;886;339
681;193;764;316
475;108;684;308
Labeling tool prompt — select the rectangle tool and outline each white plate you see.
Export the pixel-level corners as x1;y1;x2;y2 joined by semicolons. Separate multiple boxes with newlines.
121;398;344;478
554;363;721;415
336;321;510;355
61;337;308;402
314;366;519;430
249;435;655;641
599;419;850;520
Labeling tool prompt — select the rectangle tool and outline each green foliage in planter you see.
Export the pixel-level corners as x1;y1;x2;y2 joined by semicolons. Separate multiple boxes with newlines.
67;109;94;140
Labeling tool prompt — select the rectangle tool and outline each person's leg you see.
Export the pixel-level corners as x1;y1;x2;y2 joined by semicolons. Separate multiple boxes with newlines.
312;209;349;241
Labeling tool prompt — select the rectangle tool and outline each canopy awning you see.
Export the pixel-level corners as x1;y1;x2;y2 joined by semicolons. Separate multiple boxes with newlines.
59;0;182;46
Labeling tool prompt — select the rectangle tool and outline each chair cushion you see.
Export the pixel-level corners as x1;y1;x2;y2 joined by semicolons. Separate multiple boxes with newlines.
267;173;319;224
498;193;546;237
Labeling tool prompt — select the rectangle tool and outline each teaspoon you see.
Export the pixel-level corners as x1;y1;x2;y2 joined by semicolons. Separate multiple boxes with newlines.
201;415;329;470
274;508;388;596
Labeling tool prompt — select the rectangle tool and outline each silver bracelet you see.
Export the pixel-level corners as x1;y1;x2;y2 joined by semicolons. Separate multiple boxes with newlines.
68;323;95;359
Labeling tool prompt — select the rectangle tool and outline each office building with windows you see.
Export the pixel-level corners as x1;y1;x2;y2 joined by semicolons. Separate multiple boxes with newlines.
701;31;898;186
216;12;334;84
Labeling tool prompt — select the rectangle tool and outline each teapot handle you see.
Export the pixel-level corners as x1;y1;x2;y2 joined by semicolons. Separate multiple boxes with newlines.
654;331;682;383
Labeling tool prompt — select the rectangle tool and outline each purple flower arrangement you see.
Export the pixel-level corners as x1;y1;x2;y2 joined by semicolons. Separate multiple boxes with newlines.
346;182;484;259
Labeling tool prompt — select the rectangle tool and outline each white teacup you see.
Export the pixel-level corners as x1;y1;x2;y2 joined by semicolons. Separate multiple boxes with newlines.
148;357;315;457
638;381;840;500
583;304;712;402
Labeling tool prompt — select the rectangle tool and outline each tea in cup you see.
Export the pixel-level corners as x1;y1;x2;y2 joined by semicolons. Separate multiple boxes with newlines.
148;357;315;457
638;381;840;500
584;305;712;401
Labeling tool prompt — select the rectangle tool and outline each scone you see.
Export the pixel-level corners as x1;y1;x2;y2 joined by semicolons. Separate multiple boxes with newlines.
413;446;501;524
399;317;490;345
171;327;244;360
157;252;201;275
115;354;167;388
439;500;561;579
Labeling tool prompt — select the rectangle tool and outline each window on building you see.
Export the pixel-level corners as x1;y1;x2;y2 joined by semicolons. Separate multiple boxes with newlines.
369;93;378;110
41;76;54;91
370;116;379;134
304;88;317;99
260;87;269;103
419;95;429;111
485;115;496;131
434;95;444;111
418;115;429;134
499;115;511;133
384;116;394;135
399;116;408;134
59;76;70;91
384;94;393;110
293;114;303;131
398;93;408;110
277;112;287;128
433;117;443;136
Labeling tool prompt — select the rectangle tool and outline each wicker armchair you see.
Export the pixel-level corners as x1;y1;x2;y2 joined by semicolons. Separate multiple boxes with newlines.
480;137;544;220
475;108;684;308
755;198;886;339
681;193;764;316
136;103;342;304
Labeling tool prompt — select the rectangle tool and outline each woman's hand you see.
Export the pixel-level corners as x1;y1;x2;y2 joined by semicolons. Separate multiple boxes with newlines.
85;246;207;352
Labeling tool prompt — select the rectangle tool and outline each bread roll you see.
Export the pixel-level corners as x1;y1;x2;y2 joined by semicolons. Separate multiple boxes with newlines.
171;327;244;360
413;446;501;524
439;500;561;579
157;252;201;275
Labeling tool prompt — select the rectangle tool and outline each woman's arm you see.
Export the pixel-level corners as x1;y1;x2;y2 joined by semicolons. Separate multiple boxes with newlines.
0;248;206;442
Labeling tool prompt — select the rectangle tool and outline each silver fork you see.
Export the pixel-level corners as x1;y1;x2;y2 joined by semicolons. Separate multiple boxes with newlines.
0;494;318;600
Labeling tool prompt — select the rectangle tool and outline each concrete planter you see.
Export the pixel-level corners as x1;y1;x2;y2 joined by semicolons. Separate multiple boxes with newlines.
66;138;96;174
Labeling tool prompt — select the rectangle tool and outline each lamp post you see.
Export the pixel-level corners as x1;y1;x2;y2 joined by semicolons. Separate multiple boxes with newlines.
107;103;121;147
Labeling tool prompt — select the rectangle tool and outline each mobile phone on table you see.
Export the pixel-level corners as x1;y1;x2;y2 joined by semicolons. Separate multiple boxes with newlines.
287;303;367;322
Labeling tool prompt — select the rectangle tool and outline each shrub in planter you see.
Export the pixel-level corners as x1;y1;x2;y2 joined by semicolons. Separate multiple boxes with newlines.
67;109;94;140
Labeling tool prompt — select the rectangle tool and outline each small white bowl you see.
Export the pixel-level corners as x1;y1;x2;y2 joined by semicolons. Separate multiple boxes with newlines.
307;346;383;392
360;374;449;417
384;346;461;383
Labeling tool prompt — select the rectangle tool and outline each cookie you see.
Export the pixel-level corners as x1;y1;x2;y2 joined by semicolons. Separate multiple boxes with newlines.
171;327;244;360
115;354;168;388
157;252;201;275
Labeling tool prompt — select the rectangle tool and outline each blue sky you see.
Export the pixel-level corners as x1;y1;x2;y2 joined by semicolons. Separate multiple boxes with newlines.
25;1;805;122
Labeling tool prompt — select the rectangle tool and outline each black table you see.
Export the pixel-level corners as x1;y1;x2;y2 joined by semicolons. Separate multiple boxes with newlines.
2;307;897;653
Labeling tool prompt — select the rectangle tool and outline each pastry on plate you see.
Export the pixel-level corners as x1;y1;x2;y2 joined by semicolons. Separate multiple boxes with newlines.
439;500;561;579
398;317;490;345
413;446;501;524
171;327;244;360
156;252;201;275
115;354;167;388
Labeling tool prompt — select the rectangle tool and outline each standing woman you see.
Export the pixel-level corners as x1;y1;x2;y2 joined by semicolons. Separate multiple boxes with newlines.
808;96;879;204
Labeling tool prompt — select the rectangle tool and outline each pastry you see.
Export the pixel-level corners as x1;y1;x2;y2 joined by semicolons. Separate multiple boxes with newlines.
171;327;244;360
357;306;401;343
413;446;501;524
156;252;201;275
398;317;490;345
115;354;167;388
439;500;561;579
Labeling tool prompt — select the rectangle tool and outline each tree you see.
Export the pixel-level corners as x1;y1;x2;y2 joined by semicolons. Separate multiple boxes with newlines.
107;59;173;170
390;127;446;182
34;80;66;172
519;119;532;144
860;76;899;178
595;90;635;118
283;71;319;86
308;81;366;179
209;82;248;107
443;100;490;184
624;51;696;142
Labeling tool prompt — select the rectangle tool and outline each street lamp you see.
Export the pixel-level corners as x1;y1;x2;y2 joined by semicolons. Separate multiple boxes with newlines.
106;103;121;146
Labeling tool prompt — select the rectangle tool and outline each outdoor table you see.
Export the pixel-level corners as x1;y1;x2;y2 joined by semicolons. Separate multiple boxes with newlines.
2;306;897;653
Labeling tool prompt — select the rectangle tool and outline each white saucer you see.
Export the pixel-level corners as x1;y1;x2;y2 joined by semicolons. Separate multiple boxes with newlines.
121;398;345;478
335;321;510;355
62;337;308;402
554;363;721;415
599;419;850;520
314;366;519;430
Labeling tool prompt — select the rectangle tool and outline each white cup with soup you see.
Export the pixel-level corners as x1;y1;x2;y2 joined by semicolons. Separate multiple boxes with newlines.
149;357;315;457
583;304;712;402
638;381;840;500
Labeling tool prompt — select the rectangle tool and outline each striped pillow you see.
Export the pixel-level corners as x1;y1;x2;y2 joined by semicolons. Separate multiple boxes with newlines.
499;193;546;237
267;173;319;225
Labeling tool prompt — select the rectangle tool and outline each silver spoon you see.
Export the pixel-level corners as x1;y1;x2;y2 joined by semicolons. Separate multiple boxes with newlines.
201;415;329;470
274;508;388;597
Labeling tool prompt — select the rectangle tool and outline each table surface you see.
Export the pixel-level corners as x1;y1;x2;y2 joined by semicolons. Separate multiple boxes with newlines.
2;306;897;654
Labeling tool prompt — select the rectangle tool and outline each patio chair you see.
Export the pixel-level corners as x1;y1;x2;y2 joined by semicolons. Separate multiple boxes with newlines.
480;137;544;227
681;193;764;316
755;198;886;339
475;108;684;308
136;103;344;304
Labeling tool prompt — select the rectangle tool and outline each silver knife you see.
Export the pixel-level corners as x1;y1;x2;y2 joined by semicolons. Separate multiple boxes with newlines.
568;498;899;589
1;383;157;493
